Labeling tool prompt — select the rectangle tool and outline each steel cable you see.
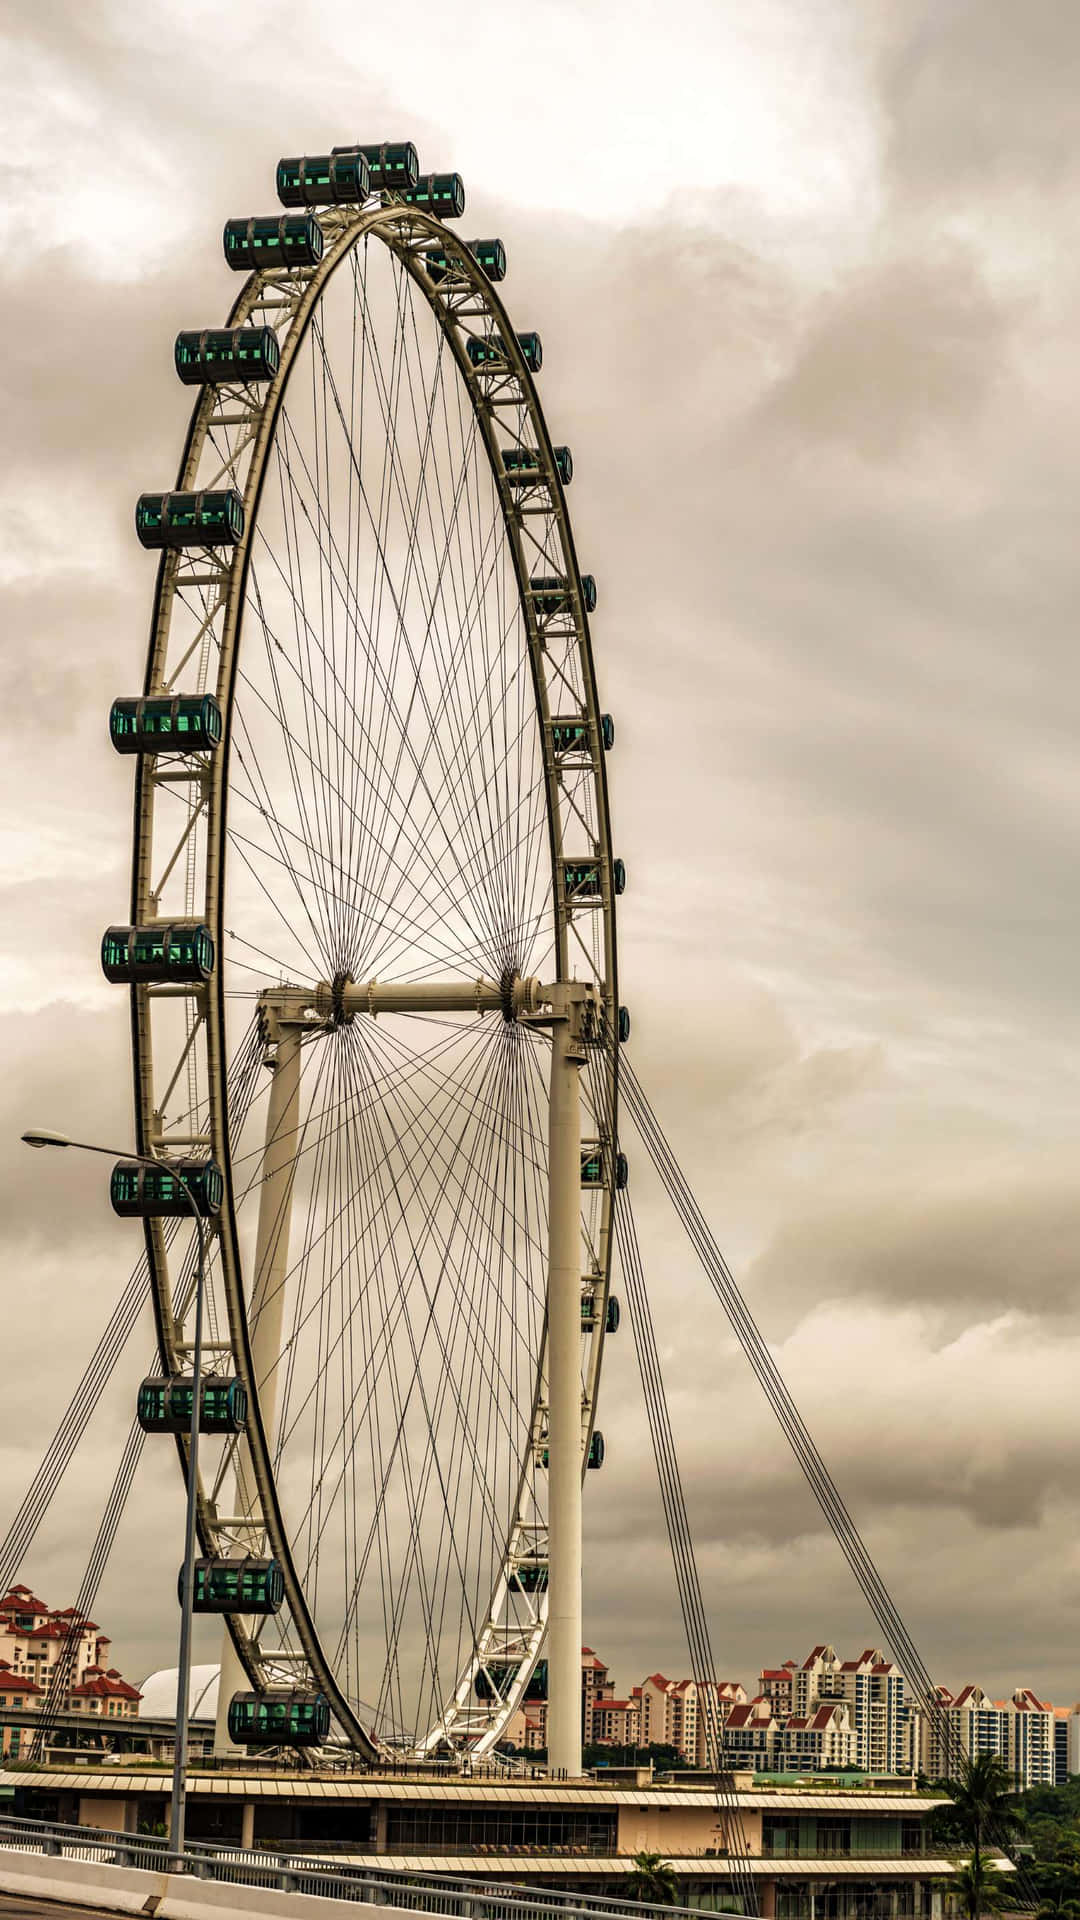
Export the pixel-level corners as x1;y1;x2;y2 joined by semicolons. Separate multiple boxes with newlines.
619;1056;1037;1902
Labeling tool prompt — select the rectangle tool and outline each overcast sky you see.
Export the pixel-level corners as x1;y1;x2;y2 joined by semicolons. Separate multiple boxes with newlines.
4;0;1080;1713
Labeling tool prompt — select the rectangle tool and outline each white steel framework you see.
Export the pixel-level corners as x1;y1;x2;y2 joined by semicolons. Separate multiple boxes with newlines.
125;182;620;1769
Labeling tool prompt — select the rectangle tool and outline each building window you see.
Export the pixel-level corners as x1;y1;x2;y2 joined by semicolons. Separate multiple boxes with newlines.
385;1806;618;1854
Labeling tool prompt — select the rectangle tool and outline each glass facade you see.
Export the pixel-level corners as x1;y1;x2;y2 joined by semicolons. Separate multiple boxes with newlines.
385;1804;618;1854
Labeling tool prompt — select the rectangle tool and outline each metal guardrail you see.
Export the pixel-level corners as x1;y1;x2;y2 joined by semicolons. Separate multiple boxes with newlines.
0;1814;743;1919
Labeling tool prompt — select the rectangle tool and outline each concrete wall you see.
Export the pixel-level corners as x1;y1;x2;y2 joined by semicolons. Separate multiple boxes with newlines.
0;1845;437;1920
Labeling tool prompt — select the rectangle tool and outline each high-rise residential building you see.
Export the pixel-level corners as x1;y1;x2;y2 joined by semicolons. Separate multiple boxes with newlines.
772;1645;919;1775
920;1683;1055;1788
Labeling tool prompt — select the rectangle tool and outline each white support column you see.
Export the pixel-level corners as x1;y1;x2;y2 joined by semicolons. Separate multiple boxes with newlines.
215;1019;303;1756
545;987;585;1778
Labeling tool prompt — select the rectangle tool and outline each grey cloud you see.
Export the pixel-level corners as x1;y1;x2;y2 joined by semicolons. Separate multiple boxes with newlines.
879;0;1080;202
6;0;1080;1707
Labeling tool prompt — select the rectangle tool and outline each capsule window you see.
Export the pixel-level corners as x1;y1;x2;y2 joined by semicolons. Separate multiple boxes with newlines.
111;696;222;755
223;215;323;273
227;1690;330;1746
580;1143;605;1187
339;142;420;191
470;238;506;281
563;860;602;901
401;172;465;218
110;1158;223;1219
187;1558;284;1615
601;713;614;751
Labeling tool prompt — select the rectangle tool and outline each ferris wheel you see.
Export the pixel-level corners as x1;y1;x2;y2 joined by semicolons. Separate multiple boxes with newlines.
101;142;625;1771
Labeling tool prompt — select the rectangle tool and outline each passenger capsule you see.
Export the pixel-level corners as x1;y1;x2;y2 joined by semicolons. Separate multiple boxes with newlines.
228;1690;330;1748
137;1376;247;1436
615;1152;629;1191
618;1005;631;1043
475;1658;547;1702
110;695;222;756
183;1557;284;1615
587;1431;605;1469
605;1296;621;1335
425;238;504;283
613;857;626;895
509;1563;548;1594
563;860;603;903
110;1158;223;1220
136;491;243;551
580;1141;606;1188
601;713;615;751
222;215;324;273
332;142;420;191
276;150;371;207
175;328;279;387
466;331;542;373
502;446;572;488
101;922;214;986
529;574;595;615
470;238;506;281
550;716;596;759
399;172;465;218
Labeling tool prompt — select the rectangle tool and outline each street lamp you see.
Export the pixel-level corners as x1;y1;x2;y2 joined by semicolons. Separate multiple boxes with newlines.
22;1126;208;1864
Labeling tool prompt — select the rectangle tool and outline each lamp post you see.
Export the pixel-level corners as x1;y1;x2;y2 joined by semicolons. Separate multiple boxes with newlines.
22;1127;207;1864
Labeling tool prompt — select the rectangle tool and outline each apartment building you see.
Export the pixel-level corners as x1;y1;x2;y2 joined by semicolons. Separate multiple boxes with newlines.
771;1647;918;1777
921;1684;1055;1788
0;1586;142;1752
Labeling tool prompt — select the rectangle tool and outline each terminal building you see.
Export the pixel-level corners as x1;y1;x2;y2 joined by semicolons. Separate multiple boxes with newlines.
6;1764;958;1919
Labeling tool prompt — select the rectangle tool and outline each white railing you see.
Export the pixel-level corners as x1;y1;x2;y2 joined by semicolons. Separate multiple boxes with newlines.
0;1814;742;1920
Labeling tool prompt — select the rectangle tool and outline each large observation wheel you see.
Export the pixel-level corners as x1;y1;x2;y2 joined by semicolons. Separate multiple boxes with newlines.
111;148;623;1766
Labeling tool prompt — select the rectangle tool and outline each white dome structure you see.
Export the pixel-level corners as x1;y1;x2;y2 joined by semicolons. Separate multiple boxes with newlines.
137;1663;219;1720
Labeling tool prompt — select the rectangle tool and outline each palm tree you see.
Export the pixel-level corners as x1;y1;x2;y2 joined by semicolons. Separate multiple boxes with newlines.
1035;1901;1080;1920
624;1852;680;1906
947;1754;1019;1877
949;1855;1007;1920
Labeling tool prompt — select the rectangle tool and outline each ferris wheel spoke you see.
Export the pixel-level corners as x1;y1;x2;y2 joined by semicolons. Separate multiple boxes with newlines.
311;279;521;958
236;632;518;984
249;480;516;974
333;1027;526;1726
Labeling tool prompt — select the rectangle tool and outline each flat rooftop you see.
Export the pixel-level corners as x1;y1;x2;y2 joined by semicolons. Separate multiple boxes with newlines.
6;1769;947;1811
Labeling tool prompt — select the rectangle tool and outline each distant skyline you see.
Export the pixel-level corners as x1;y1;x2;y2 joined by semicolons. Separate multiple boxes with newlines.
4;0;1080;1707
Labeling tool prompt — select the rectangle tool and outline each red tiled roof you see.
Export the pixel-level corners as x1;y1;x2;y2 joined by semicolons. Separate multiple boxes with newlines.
802;1645;829;1668
643;1673;670;1690
0;1674;42;1695
761;1669;794;1681
70;1673;141;1702
725;1703;772;1730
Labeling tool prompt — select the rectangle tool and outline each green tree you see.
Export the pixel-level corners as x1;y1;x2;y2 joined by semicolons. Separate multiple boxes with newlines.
624;1852;680;1906
948;1855;1008;1919
945;1755;1020;1877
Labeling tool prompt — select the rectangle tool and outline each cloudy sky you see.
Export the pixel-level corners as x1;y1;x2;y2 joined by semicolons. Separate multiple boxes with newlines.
5;0;1080;1713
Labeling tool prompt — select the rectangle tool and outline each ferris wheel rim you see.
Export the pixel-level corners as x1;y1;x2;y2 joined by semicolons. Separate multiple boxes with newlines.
128;189;620;1759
